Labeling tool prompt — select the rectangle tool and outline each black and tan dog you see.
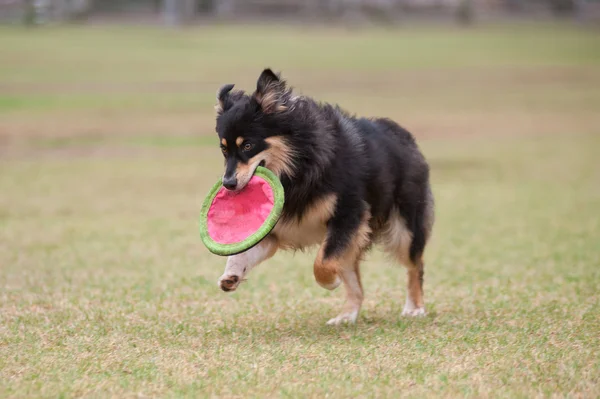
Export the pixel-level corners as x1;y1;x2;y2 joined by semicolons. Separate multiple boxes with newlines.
214;69;434;325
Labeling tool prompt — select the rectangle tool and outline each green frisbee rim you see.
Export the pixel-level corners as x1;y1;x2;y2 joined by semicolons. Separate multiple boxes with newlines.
199;166;284;256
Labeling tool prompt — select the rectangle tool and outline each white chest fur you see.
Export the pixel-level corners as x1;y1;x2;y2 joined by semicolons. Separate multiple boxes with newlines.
271;194;337;251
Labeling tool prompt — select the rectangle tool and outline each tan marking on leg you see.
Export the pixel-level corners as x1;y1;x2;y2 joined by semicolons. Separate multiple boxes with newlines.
236;136;244;147
313;245;341;290
314;209;371;290
402;256;426;316
406;258;424;305
221;138;227;147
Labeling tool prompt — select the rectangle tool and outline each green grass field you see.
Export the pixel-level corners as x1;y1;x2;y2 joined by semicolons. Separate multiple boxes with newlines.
1;23;599;397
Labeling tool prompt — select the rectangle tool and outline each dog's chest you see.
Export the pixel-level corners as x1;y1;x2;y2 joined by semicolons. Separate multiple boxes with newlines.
271;194;337;250
272;217;327;250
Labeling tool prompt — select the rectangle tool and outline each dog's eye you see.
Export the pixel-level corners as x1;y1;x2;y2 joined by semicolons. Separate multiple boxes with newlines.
242;142;254;152
220;146;227;155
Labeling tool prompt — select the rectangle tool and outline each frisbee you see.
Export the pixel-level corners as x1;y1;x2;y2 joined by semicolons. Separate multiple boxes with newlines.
199;166;284;256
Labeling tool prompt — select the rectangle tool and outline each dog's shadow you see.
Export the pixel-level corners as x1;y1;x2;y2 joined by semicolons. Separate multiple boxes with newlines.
251;309;440;341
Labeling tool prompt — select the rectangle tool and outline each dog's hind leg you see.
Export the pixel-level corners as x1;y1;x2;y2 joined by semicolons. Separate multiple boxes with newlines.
383;207;430;317
402;257;425;316
313;201;371;325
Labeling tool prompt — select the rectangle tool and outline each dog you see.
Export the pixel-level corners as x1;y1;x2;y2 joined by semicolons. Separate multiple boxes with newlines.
213;69;434;325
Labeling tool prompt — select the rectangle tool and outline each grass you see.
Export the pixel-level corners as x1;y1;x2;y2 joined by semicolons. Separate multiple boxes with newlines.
1;23;600;397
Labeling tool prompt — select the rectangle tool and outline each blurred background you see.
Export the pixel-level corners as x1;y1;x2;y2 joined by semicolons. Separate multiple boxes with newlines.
1;0;599;152
1;0;599;145
2;0;600;25
1;1;600;397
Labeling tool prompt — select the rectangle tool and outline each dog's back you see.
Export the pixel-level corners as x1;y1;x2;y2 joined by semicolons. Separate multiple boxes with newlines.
337;113;434;261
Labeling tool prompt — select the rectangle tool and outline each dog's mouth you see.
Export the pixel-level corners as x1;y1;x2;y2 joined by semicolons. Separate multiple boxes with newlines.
227;160;265;192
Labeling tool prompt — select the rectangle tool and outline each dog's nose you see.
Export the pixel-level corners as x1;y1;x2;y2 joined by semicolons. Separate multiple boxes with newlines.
222;176;237;191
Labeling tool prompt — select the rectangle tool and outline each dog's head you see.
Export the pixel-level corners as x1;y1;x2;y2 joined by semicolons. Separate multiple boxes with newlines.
215;69;296;191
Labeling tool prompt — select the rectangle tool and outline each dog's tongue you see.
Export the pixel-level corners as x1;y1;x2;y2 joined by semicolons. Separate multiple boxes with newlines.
206;175;275;244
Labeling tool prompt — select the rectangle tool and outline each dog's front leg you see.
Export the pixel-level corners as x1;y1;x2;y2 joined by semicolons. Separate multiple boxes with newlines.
313;203;372;325
218;235;278;292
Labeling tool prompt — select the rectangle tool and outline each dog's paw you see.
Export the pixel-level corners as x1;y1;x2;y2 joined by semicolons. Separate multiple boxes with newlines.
218;275;240;292
326;311;358;326
401;307;426;317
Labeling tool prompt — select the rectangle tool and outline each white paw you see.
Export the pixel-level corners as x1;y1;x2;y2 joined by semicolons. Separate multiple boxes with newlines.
326;310;358;326
401;307;426;317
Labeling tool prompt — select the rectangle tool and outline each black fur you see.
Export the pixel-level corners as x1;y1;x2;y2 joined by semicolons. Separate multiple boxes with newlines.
215;69;433;263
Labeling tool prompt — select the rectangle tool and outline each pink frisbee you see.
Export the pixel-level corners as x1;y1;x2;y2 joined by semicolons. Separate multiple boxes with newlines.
199;166;284;256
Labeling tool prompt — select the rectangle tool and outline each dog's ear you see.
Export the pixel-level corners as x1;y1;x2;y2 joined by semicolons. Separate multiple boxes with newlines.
215;84;236;115
253;68;291;114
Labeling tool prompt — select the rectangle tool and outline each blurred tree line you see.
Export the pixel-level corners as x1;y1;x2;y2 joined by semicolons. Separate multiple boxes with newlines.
4;0;594;26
